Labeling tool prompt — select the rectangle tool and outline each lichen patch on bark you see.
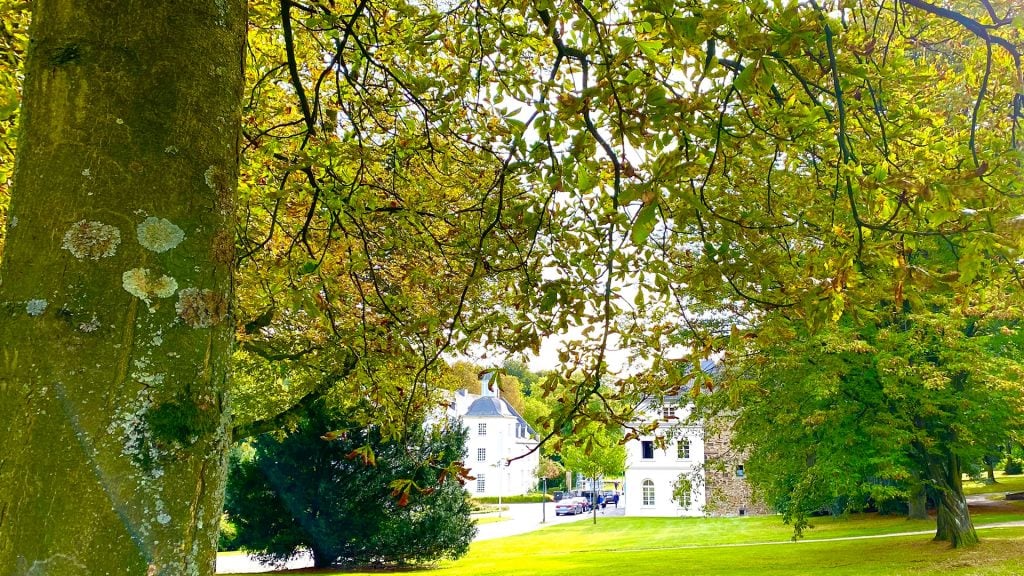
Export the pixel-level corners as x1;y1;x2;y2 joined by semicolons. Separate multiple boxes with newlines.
25;299;48;316
175;288;227;328
122;268;178;304
137;217;185;253
62;220;121;259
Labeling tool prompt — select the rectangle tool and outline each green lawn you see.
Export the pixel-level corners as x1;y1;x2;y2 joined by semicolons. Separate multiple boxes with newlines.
964;472;1024;496
222;503;1024;576
473;515;510;526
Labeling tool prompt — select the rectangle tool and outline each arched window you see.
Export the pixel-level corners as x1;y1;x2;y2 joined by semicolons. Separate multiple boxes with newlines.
642;479;655;507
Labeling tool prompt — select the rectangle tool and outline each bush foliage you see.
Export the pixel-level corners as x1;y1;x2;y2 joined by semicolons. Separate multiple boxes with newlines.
1006;458;1023;476
224;401;475;568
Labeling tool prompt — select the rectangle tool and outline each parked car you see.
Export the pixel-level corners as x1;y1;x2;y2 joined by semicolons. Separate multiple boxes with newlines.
577;491;597;510
555;498;583;516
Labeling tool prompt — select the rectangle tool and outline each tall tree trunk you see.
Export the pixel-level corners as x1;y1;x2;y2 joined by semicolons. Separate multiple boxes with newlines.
929;453;978;548
0;2;245;575
985;460;996;484
312;547;335;569
907;480;929;520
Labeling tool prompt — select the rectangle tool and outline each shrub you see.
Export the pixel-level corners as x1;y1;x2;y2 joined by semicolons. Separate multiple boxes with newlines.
1006;458;1023;475
224;401;475;568
218;515;239;551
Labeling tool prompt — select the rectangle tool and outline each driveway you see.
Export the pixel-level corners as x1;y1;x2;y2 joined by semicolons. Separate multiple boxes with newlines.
216;501;622;573
476;501;624;541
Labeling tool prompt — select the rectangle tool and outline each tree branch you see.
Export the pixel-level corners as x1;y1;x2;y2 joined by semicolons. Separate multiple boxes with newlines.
232;353;358;439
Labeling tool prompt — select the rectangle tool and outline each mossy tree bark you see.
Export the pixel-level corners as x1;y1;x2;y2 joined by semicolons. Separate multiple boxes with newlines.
0;2;246;574
907;480;929;521
928;453;979;548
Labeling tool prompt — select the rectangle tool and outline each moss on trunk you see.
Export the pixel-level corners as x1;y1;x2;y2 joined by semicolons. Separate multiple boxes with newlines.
929;454;978;548
0;2;246;574
907;480;929;521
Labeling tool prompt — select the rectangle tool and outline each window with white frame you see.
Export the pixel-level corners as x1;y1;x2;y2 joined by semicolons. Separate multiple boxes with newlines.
677;438;690;460
477;448;486;462
476;474;486;493
642;479;655;506
660;405;677;420
478;423;487;436
678;487;692;509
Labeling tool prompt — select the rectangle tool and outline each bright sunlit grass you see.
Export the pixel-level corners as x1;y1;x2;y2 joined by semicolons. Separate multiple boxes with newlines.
221;501;1024;576
964;472;1024;496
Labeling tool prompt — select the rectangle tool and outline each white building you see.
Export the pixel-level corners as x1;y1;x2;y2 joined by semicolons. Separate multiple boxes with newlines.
623;400;707;517
453;374;540;498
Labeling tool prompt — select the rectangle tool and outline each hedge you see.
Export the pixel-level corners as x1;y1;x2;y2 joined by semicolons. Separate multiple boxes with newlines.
472;494;554;504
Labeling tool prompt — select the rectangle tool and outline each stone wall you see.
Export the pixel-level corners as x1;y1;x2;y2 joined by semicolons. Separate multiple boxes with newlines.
702;418;772;516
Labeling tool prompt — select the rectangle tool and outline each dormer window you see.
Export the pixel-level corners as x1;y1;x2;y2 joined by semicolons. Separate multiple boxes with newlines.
660;406;677;420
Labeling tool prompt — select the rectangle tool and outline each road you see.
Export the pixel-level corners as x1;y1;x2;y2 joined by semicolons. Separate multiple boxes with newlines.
476;501;624;541
216;501;621;573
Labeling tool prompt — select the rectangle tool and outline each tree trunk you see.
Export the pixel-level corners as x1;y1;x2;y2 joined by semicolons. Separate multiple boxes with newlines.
311;547;335;569
0;2;245;575
907;480;929;521
985;460;996;484
928;453;978;548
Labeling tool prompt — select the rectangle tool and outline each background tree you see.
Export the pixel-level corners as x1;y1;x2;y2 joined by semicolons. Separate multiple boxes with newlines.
225;399;474;568
559;422;626;523
693;298;1024;546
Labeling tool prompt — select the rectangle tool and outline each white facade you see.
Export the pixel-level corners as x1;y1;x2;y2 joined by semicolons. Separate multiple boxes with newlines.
623;403;707;517
453;376;539;498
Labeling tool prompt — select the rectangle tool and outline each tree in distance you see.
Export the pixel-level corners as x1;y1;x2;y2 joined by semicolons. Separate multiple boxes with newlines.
559;422;626;524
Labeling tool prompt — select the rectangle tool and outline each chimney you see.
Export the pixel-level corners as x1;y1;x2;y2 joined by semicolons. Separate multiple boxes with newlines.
480;372;501;399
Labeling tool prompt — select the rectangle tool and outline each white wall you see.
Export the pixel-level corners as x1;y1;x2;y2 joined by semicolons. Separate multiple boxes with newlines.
623;428;706;517
464;415;538;497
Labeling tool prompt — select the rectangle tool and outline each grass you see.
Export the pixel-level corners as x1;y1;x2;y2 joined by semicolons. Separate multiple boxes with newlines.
473;516;510;526
964;471;1024;496
221;502;1024;576
469;505;508;515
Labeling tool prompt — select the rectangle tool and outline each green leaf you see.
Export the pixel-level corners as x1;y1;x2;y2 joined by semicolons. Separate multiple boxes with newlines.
625;68;645;84
577;164;598;191
637;40;663;59
631;204;658;245
734;64;757;92
646;85;667;107
958;247;981;284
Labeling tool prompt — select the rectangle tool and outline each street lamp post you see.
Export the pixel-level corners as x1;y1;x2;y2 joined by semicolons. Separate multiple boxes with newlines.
541;476;547;524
